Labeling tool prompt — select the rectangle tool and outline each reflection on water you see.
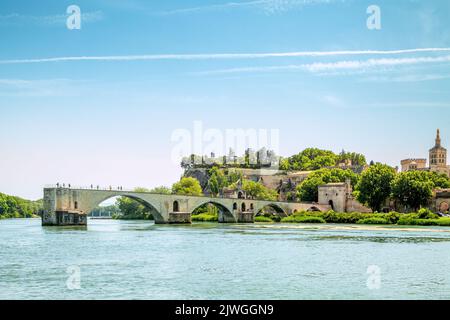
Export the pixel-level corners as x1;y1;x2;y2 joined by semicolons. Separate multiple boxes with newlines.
1;218;450;300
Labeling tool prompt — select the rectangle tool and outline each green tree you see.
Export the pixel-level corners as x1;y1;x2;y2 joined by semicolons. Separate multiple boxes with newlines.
355;163;396;212
285;148;338;171
207;167;228;196
391;171;434;211
428;172;450;189
337;151;367;166
115;187;154;220
172;177;203;196
279;158;290;171
0;192;43;218
150;186;172;194
297;168;359;202
242;180;278;201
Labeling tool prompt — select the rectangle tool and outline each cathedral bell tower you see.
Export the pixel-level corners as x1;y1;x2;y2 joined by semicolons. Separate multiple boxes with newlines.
429;129;447;169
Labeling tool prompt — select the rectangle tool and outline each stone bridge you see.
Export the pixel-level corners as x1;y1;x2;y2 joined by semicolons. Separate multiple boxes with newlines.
42;187;331;226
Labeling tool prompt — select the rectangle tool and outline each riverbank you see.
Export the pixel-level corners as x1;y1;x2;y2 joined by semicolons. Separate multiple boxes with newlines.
0;192;43;219
193;209;450;227
0;213;40;220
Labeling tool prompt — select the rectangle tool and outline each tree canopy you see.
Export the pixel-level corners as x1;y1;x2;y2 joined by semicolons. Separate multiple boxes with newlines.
172;177;203;196
392;171;439;211
207;167;243;197
280;148;366;171
354;163;396;212
0;193;43;219
241;180;279;201
296;168;359;202
150;186;172;194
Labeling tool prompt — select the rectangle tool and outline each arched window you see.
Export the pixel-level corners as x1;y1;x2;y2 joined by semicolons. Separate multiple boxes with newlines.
74;201;78;209
173;201;179;212
233;203;238;210
238;191;244;199
241;203;246;212
250;203;254;211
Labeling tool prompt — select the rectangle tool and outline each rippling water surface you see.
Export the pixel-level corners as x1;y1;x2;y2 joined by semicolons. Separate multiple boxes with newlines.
1;218;450;300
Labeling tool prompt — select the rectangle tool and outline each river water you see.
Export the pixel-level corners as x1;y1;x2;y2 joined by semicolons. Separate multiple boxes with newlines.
1;218;450;300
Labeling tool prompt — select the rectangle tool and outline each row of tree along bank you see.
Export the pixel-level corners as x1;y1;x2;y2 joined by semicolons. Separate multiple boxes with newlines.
0;192;43;219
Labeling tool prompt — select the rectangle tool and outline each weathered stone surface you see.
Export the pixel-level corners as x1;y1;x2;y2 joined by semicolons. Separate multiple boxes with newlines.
42;187;331;226
169;212;191;224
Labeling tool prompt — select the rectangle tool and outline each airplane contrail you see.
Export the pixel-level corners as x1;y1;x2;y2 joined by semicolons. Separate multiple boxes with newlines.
1;48;450;64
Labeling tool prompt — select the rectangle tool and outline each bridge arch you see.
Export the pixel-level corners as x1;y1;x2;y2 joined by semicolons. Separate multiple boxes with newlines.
256;203;287;217
190;200;235;223
84;193;164;222
306;206;322;212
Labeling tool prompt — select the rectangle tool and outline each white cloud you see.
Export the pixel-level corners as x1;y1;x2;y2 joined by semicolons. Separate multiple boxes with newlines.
196;55;450;75
362;74;450;83
2;48;450;64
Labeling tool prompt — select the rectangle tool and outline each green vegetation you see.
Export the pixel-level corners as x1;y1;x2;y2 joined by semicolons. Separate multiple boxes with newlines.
172;177;203;196
207;166;243;197
397;217;450;226
275;210;450;227
355;163;397;212
241;180;278;201
281;215;326;224
392;171;437;211
0;192;42;219
113;187;155;220
150;186;172;194
285;210;401;224
191;203;219;222
191;213;219;222
280;148;366;171
296;168;359;202
356;217;389;225
354;166;450;213
254;216;275;223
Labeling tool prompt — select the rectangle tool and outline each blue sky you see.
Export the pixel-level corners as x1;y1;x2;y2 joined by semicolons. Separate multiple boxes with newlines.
1;0;450;199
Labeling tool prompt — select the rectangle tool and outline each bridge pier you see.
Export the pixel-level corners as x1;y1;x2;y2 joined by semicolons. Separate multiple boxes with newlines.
238;212;254;223
168;212;192;224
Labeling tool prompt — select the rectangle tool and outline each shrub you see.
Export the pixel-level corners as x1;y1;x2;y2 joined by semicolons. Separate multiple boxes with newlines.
357;218;390;225
417;208;439;219
398;218;439;226
397;217;450;226
191;213;218;222
254;216;274;223
281;215;325;224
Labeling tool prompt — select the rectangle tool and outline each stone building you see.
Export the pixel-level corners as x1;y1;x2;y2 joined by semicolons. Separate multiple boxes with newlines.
429;129;449;176
435;189;450;214
317;180;372;213
401;159;427;172
401;129;450;178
